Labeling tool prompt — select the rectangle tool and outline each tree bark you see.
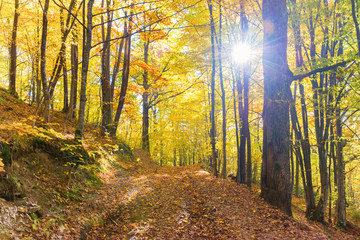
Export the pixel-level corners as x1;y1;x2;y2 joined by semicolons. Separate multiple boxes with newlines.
261;0;292;215
68;39;78;120
335;104;346;227
75;0;95;140
208;0;217;177
9;0;19;96
100;0;114;135
218;0;227;179
142;39;150;152
351;0;360;57
111;12;132;136
40;0;51;124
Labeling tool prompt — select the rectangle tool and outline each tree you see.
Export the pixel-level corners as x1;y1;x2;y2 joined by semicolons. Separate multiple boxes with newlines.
100;0;114;136
261;0;292;215
75;0;95;140
9;0;19;96
208;0;217;177
40;0;51;124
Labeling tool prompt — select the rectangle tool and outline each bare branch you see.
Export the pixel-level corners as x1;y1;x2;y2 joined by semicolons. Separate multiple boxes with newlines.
292;60;351;81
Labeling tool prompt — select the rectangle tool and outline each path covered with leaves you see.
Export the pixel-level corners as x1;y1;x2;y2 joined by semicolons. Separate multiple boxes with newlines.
73;150;347;240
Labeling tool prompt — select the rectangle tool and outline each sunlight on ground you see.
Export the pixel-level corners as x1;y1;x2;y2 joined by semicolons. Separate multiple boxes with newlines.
196;170;210;176
154;174;170;178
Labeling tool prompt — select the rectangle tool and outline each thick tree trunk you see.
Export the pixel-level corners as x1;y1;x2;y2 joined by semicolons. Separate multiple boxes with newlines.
75;0;95;140
40;0;50;124
9;0;19;95
261;0;292;215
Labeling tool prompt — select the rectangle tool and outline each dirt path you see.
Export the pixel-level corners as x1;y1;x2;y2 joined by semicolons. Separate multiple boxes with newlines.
82;150;355;240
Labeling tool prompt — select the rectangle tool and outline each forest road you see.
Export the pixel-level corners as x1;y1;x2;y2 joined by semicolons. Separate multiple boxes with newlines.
84;150;333;240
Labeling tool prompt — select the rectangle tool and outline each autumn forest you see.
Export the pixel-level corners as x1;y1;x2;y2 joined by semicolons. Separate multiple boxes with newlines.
1;0;360;238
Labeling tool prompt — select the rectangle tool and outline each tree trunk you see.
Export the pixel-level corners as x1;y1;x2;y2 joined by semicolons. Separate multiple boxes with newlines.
241;5;251;188
75;0;95;140
40;0;51;124
289;0;316;215
335;37;346;228
335;105;346;227
111;12;132;136
100;0;114;135
48;0;76;100
208;0;217;177
261;0;292;216
142;39;150;152
351;0;360;57
9;0;19;95
68;40;78;120
218;0;227;179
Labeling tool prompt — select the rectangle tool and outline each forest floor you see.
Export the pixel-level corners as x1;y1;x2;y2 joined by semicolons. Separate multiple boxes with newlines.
0;89;359;239
49;150;358;239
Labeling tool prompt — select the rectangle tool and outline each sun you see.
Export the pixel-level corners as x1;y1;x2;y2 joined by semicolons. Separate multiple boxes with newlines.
232;43;252;63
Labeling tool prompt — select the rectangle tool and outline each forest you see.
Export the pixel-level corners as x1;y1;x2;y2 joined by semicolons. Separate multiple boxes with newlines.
0;0;360;238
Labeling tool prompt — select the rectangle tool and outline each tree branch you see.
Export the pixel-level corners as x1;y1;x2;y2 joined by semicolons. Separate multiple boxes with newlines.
292;60;350;81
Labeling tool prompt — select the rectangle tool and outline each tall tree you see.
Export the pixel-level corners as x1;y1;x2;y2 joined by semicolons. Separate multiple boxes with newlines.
351;0;360;57
142;38;150;152
9;0;20;96
208;0;217;177
68;26;79;120
289;0;316;216
261;0;292;215
75;0;95;140
40;0;51;124
100;0;114;136
111;12;132;136
218;0;227;179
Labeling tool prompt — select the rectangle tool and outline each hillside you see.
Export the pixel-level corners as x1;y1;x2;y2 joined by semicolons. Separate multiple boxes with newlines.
0;89;359;239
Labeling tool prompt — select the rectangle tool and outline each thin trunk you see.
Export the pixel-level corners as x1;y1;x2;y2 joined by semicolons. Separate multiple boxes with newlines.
100;0;113;135
111;11;132;136
142;39;150;152
208;0;217;177
351;0;360;57
75;0;95;140
48;0;77;99
290;0;316;214
60;7;69;112
63;58;69;112
335;35;346;228
218;0;227;179
111;37;125;99
335;104;346;227
232;67;241;183
241;5;251;188
40;0;50;124
68;40;78;120
9;0;19;95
